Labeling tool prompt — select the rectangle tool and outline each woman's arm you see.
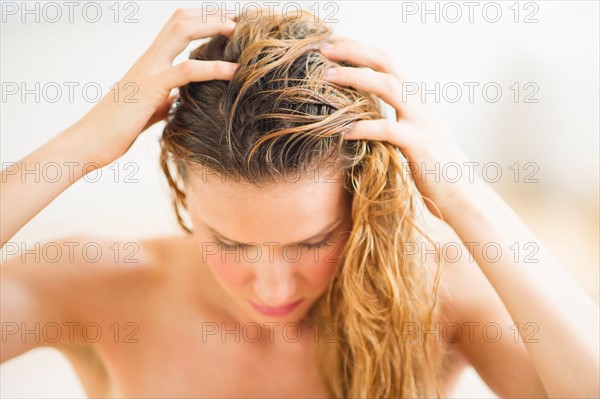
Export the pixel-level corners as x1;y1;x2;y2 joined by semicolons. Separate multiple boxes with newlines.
1;8;238;248
442;176;599;398
1;7;239;365
1;127;100;247
320;39;599;397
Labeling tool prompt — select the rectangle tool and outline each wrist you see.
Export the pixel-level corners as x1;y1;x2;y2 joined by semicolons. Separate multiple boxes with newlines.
51;125;108;178
61;117;123;169
441;177;493;223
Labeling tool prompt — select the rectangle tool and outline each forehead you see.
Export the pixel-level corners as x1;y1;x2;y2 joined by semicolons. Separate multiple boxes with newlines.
185;166;351;243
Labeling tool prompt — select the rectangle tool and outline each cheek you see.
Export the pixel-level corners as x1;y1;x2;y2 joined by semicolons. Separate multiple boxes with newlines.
205;255;254;292
195;234;252;290
193;231;252;289
301;261;337;290
298;242;345;290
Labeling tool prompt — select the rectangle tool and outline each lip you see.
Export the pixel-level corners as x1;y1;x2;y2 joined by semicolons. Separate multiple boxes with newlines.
250;298;304;316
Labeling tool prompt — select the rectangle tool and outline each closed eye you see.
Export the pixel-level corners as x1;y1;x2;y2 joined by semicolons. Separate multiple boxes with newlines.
211;235;333;251
303;237;333;250
213;237;245;251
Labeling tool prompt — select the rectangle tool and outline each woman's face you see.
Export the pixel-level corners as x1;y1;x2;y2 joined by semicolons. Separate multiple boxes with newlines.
184;166;353;324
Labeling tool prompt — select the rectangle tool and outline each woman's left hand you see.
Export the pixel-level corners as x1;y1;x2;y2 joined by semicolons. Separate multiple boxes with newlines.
320;38;475;219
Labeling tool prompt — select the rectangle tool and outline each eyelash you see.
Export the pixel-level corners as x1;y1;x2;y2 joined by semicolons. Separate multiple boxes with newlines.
212;236;332;251
305;238;332;250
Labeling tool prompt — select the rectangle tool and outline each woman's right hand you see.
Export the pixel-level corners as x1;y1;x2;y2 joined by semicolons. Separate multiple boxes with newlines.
72;8;238;167
1;9;238;246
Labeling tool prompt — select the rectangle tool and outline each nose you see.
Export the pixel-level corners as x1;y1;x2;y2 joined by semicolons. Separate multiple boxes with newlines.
253;261;297;306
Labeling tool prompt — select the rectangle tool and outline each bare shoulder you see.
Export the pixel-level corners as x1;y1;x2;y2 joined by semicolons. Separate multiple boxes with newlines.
0;234;199;361
138;234;203;268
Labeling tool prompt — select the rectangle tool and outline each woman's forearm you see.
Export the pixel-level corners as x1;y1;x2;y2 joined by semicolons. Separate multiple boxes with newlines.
0;16;239;250
0;125;101;247
318;31;597;397
444;178;599;398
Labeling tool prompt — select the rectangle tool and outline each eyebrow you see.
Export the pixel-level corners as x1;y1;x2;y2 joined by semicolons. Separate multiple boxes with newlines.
205;217;342;246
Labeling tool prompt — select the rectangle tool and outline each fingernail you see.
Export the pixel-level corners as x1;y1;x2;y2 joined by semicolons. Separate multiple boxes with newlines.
325;68;337;78
320;44;334;52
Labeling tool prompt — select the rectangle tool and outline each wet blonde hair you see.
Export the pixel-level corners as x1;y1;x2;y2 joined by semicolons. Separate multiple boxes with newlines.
161;8;445;398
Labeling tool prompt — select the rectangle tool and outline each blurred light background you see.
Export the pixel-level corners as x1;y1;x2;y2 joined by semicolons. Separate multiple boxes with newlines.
1;1;598;397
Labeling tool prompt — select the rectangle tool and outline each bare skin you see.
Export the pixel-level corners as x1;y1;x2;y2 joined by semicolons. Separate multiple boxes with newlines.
0;233;485;398
1;7;598;399
1;208;548;398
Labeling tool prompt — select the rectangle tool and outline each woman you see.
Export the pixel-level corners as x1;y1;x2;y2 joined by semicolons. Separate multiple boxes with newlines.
1;7;598;398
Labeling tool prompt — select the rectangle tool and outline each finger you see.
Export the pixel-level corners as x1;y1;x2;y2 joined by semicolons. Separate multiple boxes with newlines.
152;16;236;64
325;67;424;121
159;60;238;89
143;94;178;130
151;9;235;47
166;8;234;22
344;120;417;152
320;39;403;80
